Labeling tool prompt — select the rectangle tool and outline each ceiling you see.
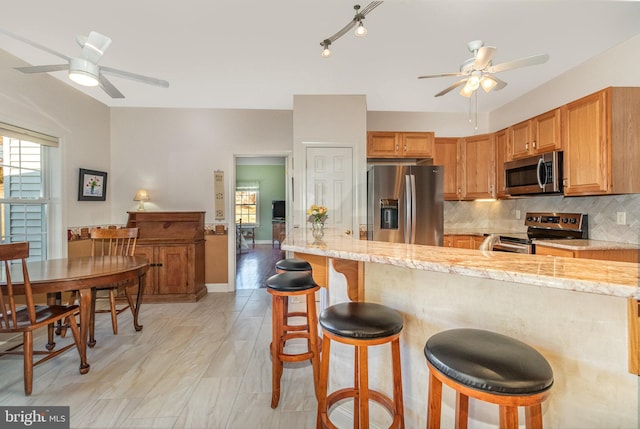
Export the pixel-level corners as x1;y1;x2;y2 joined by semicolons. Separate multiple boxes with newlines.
1;1;639;113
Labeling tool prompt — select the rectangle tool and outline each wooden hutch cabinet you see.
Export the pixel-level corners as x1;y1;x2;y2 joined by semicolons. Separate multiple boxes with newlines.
127;211;206;303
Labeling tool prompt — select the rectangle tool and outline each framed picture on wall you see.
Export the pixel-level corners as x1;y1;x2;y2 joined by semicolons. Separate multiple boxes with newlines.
78;168;108;201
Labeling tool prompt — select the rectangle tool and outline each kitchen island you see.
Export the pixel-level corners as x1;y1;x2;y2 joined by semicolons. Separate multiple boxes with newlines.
282;227;640;428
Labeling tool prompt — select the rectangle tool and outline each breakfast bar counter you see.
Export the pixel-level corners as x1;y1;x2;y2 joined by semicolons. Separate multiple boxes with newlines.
282;227;640;428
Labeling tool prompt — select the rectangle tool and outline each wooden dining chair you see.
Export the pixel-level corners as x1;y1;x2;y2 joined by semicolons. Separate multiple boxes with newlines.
89;228;139;338
0;241;82;395
65;227;139;345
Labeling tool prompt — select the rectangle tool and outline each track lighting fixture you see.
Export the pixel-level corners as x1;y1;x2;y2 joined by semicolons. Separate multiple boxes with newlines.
319;2;382;57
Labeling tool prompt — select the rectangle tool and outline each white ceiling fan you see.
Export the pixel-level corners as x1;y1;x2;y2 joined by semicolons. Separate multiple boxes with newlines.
0;28;169;99
418;40;549;98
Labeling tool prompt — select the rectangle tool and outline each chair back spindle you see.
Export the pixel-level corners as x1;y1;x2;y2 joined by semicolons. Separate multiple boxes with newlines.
0;242;32;329
90;228;138;257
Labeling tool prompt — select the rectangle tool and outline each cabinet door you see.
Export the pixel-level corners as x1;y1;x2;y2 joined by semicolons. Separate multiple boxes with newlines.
134;245;157;296
452;235;474;249
367;132;400;158
157;245;190;295
402;132;434;158
494;129;508;198
433;137;460;200
460;134;495;200
562;90;610;195
508;120;532;160
443;235;453;248
535;245;575;258
533;108;562;154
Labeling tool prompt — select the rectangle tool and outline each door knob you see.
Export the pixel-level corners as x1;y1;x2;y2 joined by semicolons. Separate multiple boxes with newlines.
345;229;352;235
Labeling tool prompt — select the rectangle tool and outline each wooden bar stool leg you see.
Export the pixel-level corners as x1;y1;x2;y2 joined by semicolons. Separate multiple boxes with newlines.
358;344;370;429
391;338;405;429
499;406;518;429
427;372;442;429
306;291;321;401
525;405;543;429
317;333;332;429
353;346;360;429
271;295;284;409
455;392;469;429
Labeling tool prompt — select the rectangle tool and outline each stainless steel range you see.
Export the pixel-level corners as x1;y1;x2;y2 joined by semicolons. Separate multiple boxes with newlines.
492;212;588;254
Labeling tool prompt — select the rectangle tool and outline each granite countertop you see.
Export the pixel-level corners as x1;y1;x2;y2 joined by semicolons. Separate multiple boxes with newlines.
534;239;640;251
282;227;640;298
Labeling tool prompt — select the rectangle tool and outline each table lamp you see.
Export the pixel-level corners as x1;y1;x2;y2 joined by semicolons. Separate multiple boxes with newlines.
134;189;150;211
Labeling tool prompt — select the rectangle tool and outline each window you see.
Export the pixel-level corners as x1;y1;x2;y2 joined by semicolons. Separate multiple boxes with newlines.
0;123;57;261
235;182;259;225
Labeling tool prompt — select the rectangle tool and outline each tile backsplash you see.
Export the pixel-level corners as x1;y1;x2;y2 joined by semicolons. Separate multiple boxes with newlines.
444;194;640;244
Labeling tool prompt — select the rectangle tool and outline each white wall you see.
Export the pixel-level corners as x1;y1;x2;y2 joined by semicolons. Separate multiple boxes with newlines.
109;107;293;226
0;49;110;257
292;95;367;231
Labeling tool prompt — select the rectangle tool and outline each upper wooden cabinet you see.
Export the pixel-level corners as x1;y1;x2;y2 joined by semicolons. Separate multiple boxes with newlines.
507;108;562;160
434;135;496;201
433;137;460;200
494;129;509;199
562;87;640;196
367;131;435;159
459;133;496;200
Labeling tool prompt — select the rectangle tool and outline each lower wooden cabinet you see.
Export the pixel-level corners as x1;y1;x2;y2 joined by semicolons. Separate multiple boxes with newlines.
136;241;206;302
443;234;485;250
535;244;639;263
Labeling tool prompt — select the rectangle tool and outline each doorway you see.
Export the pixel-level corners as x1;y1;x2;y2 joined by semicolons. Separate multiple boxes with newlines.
234;155;288;289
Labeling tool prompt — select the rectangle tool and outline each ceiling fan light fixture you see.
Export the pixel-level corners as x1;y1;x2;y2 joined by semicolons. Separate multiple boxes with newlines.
68;57;99;87
481;75;498;93
460;83;474;98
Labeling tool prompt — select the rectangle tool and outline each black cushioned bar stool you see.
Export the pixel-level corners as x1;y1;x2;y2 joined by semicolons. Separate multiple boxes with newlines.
265;271;321;409
275;258;313;274
424;328;554;429
317;302;405;429
275;258;313;328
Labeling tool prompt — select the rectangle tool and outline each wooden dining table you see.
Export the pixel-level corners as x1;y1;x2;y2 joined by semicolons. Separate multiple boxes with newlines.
2;255;149;374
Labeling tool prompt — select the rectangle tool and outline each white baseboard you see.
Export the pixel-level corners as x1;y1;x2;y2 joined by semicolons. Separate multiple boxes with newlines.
206;283;231;293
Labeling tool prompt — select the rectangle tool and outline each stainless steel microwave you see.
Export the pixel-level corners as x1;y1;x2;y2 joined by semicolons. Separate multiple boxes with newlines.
504;150;563;195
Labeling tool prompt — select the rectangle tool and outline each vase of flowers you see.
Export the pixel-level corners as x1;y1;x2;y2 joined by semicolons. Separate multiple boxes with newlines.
307;204;328;240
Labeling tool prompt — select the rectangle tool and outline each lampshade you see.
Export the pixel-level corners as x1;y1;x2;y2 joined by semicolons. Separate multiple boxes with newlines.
68;57;100;87
134;189;150;201
134;189;150;211
321;40;332;58
480;75;498;93
354;21;367;37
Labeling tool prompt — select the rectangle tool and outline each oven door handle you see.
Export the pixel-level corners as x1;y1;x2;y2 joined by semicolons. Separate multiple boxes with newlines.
492;242;532;254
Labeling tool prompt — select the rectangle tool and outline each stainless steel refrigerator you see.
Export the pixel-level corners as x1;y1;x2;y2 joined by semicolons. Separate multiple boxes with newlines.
367;164;444;245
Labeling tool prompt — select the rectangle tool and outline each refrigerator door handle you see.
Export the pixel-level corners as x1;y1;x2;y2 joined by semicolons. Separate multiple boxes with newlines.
410;174;417;244
405;174;412;243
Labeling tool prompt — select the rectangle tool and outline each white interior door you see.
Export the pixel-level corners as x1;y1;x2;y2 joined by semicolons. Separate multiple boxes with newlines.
305;147;354;233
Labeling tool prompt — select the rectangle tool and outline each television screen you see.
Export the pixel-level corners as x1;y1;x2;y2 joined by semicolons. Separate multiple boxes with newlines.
272;200;285;219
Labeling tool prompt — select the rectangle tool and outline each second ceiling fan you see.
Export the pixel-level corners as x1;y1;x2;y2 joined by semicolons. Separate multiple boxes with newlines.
418;40;549;98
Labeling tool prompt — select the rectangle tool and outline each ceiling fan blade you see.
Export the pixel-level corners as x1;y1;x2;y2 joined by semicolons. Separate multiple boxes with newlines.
488;53;549;74
473;46;496;70
418;72;466;79
15;64;69;74
0;27;70;61
492;75;508;91
98;74;124;99
434;78;468;97
361;1;383;16
100;66;170;88
78;31;112;64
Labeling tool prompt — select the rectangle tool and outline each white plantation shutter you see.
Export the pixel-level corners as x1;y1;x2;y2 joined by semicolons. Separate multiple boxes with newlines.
0;126;55;261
